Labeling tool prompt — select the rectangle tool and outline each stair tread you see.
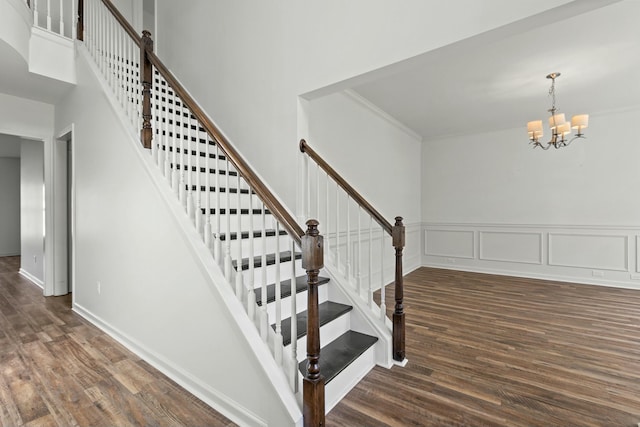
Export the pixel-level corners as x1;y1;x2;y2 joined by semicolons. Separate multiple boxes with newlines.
218;229;286;241
232;251;301;271
274;301;352;346
199;208;269;216
255;275;330;306
298;331;378;384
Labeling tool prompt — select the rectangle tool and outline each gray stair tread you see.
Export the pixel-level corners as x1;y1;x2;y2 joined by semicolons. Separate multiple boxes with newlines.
255;275;330;306
218;228;285;241
299;331;378;384
232;251;301;271
273;301;352;346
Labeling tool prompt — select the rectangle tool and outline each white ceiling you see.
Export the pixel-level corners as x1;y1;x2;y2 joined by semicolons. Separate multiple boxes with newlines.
351;0;640;141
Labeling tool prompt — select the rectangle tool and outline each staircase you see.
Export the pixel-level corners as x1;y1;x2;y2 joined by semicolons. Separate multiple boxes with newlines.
75;0;406;424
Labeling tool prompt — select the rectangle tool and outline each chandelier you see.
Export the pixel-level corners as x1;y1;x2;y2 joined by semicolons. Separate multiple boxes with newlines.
527;72;588;150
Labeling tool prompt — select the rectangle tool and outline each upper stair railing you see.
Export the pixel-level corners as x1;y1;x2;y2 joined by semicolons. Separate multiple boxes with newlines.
78;0;327;424
300;139;406;362
26;0;77;39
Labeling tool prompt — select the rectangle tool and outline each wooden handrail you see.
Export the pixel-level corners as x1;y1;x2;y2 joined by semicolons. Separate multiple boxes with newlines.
300;138;406;362
299;139;393;236
99;0;141;46
95;0;304;245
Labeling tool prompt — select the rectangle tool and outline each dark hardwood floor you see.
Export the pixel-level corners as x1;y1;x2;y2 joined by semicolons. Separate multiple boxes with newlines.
328;267;640;426
0;256;236;427
3;256;640;426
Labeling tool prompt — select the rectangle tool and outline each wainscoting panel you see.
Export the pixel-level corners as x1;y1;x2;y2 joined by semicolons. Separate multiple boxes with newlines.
549;233;628;271
422;223;640;290
479;231;542;265
424;229;474;259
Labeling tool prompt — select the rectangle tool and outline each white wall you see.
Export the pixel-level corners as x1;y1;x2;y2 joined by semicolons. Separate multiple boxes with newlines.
422;107;640;288
0;156;21;256
308;91;422;225
53;48;300;427
155;0;573;217
20;138;45;285
307;91;423;276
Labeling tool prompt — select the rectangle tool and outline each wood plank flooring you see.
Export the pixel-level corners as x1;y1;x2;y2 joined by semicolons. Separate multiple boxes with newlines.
0;256;236;427
327;267;640;427
4;255;640;426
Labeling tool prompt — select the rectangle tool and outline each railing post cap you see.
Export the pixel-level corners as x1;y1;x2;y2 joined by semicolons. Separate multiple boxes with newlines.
395;216;404;225
142;29;152;38
305;219;319;236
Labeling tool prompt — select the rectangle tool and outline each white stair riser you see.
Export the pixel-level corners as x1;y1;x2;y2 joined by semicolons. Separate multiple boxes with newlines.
239;258;303;292
222;234;294;259
260;278;328;321
324;344;376;413
291;312;351;363
195;212;277;233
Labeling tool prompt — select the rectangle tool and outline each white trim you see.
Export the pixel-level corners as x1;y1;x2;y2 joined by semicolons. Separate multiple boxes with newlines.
19;268;44;289
343;89;422;142
478;230;543;265
72;304;267;427
0;252;21;257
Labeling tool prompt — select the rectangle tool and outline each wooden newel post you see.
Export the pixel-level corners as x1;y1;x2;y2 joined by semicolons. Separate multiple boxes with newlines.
140;30;154;149
302;219;325;427
392;216;406;362
77;0;84;41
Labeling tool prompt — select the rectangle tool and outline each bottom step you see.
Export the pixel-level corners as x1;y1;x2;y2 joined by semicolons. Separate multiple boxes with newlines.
299;330;378;384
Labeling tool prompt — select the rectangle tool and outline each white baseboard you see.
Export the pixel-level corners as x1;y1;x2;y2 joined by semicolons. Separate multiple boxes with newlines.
19;268;44;289
72;303;267;427
422;262;640;290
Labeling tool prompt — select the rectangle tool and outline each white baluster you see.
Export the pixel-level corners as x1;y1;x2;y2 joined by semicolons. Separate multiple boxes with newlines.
235;174;243;298
289;239;298;392
33;0;39;27
260;205;268;341
185;113;195;225
346;195;351;280
162;80;171;179
357;206;362;295
71;0;76;39
203;135;212;252
223;158;233;282
214;145;222;264
46;0;51;30
380;226;386;321
302;152;308;219
178;100;187;208
335;183;340;273
171;93;180;195
59;0;64;36
246;192;256;321
195;120;202;235
325;172;330;256
368;215;374;309
274;222;283;366
316;163;320;221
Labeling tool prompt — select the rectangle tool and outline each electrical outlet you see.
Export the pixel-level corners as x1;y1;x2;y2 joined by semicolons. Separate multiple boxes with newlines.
97;281;101;294
33;255;37;264
592;270;604;278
